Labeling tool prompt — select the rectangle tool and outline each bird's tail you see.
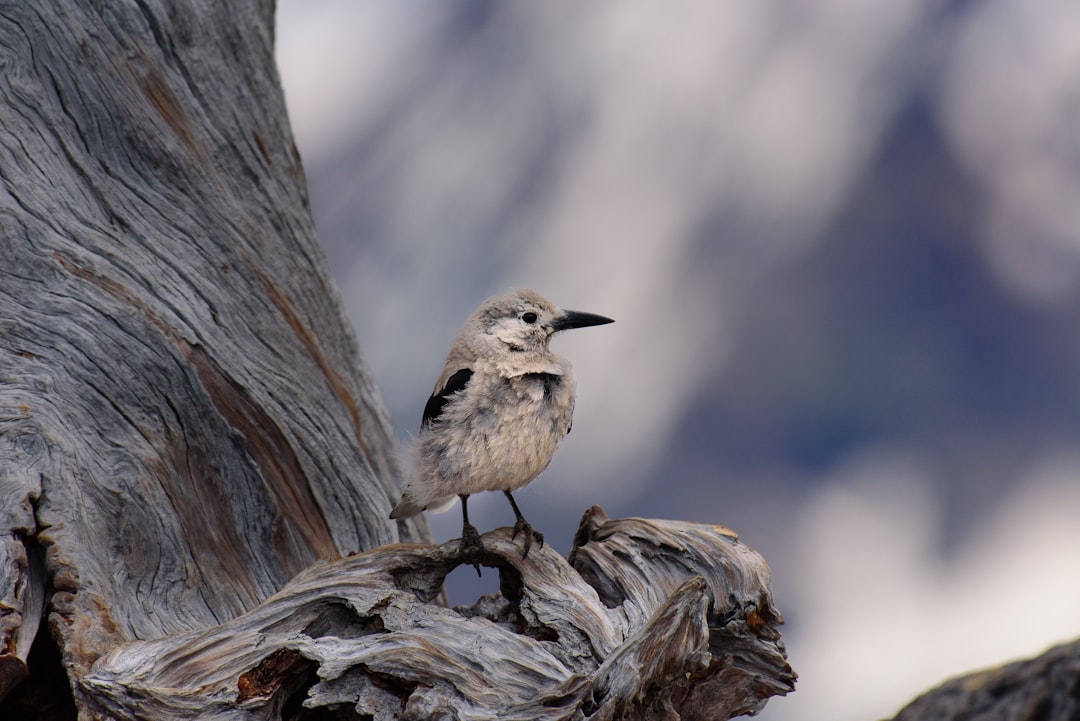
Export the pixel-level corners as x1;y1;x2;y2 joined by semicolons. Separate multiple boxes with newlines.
389;492;423;519
389;436;458;519
389;491;458;519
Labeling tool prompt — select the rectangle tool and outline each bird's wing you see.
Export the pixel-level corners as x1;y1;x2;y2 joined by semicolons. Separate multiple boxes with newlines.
421;368;473;428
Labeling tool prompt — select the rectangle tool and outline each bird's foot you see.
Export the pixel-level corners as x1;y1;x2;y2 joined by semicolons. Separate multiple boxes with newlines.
511;518;544;558
459;522;484;577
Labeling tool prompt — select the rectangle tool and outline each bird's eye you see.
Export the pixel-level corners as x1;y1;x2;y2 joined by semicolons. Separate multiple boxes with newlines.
521;312;538;324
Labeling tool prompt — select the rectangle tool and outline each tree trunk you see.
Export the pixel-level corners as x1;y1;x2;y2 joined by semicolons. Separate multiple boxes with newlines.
0;0;426;708
0;2;794;719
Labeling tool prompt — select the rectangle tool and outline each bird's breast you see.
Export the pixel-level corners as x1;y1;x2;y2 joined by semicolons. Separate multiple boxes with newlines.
421;369;575;491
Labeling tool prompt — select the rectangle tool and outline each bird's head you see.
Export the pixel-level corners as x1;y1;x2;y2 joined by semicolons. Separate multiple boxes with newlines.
469;289;613;356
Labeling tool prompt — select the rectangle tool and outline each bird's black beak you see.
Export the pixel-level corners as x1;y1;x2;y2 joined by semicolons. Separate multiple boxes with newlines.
551;309;615;332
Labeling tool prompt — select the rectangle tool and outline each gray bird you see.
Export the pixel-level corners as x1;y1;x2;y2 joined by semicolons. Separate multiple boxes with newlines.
390;289;613;560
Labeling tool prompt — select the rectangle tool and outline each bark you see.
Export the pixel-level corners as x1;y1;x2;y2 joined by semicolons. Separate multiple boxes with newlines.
0;1;795;719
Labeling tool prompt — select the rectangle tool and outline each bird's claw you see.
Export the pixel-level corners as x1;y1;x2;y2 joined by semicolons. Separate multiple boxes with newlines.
459;522;484;576
511;518;544;558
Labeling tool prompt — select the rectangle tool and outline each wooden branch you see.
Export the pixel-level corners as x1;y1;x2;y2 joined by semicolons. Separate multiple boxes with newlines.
79;508;795;720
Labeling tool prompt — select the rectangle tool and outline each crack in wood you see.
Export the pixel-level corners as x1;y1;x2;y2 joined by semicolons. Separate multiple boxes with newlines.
248;260;372;464
52;250;339;571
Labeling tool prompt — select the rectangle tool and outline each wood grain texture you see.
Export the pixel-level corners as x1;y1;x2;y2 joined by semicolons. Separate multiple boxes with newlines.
81;509;794;720
0;0;427;706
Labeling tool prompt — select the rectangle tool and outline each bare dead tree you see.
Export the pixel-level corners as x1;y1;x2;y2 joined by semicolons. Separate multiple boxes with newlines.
0;2;794;719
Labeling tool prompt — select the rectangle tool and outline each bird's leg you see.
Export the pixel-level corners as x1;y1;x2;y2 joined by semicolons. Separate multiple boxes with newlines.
504;491;544;557
458;494;483;576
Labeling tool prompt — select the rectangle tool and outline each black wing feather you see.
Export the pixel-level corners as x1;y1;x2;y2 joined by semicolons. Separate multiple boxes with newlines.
421;368;473;428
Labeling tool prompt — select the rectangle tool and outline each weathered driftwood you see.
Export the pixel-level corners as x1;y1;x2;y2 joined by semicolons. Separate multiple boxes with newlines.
888;637;1080;721
81;507;793;720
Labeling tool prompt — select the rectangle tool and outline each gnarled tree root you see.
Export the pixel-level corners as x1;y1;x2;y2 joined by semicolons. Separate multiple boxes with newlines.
82;507;796;720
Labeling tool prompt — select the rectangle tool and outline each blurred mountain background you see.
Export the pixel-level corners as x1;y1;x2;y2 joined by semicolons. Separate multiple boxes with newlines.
275;2;1080;719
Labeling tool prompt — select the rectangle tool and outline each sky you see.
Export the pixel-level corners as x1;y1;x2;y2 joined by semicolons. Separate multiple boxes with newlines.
275;2;1080;719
